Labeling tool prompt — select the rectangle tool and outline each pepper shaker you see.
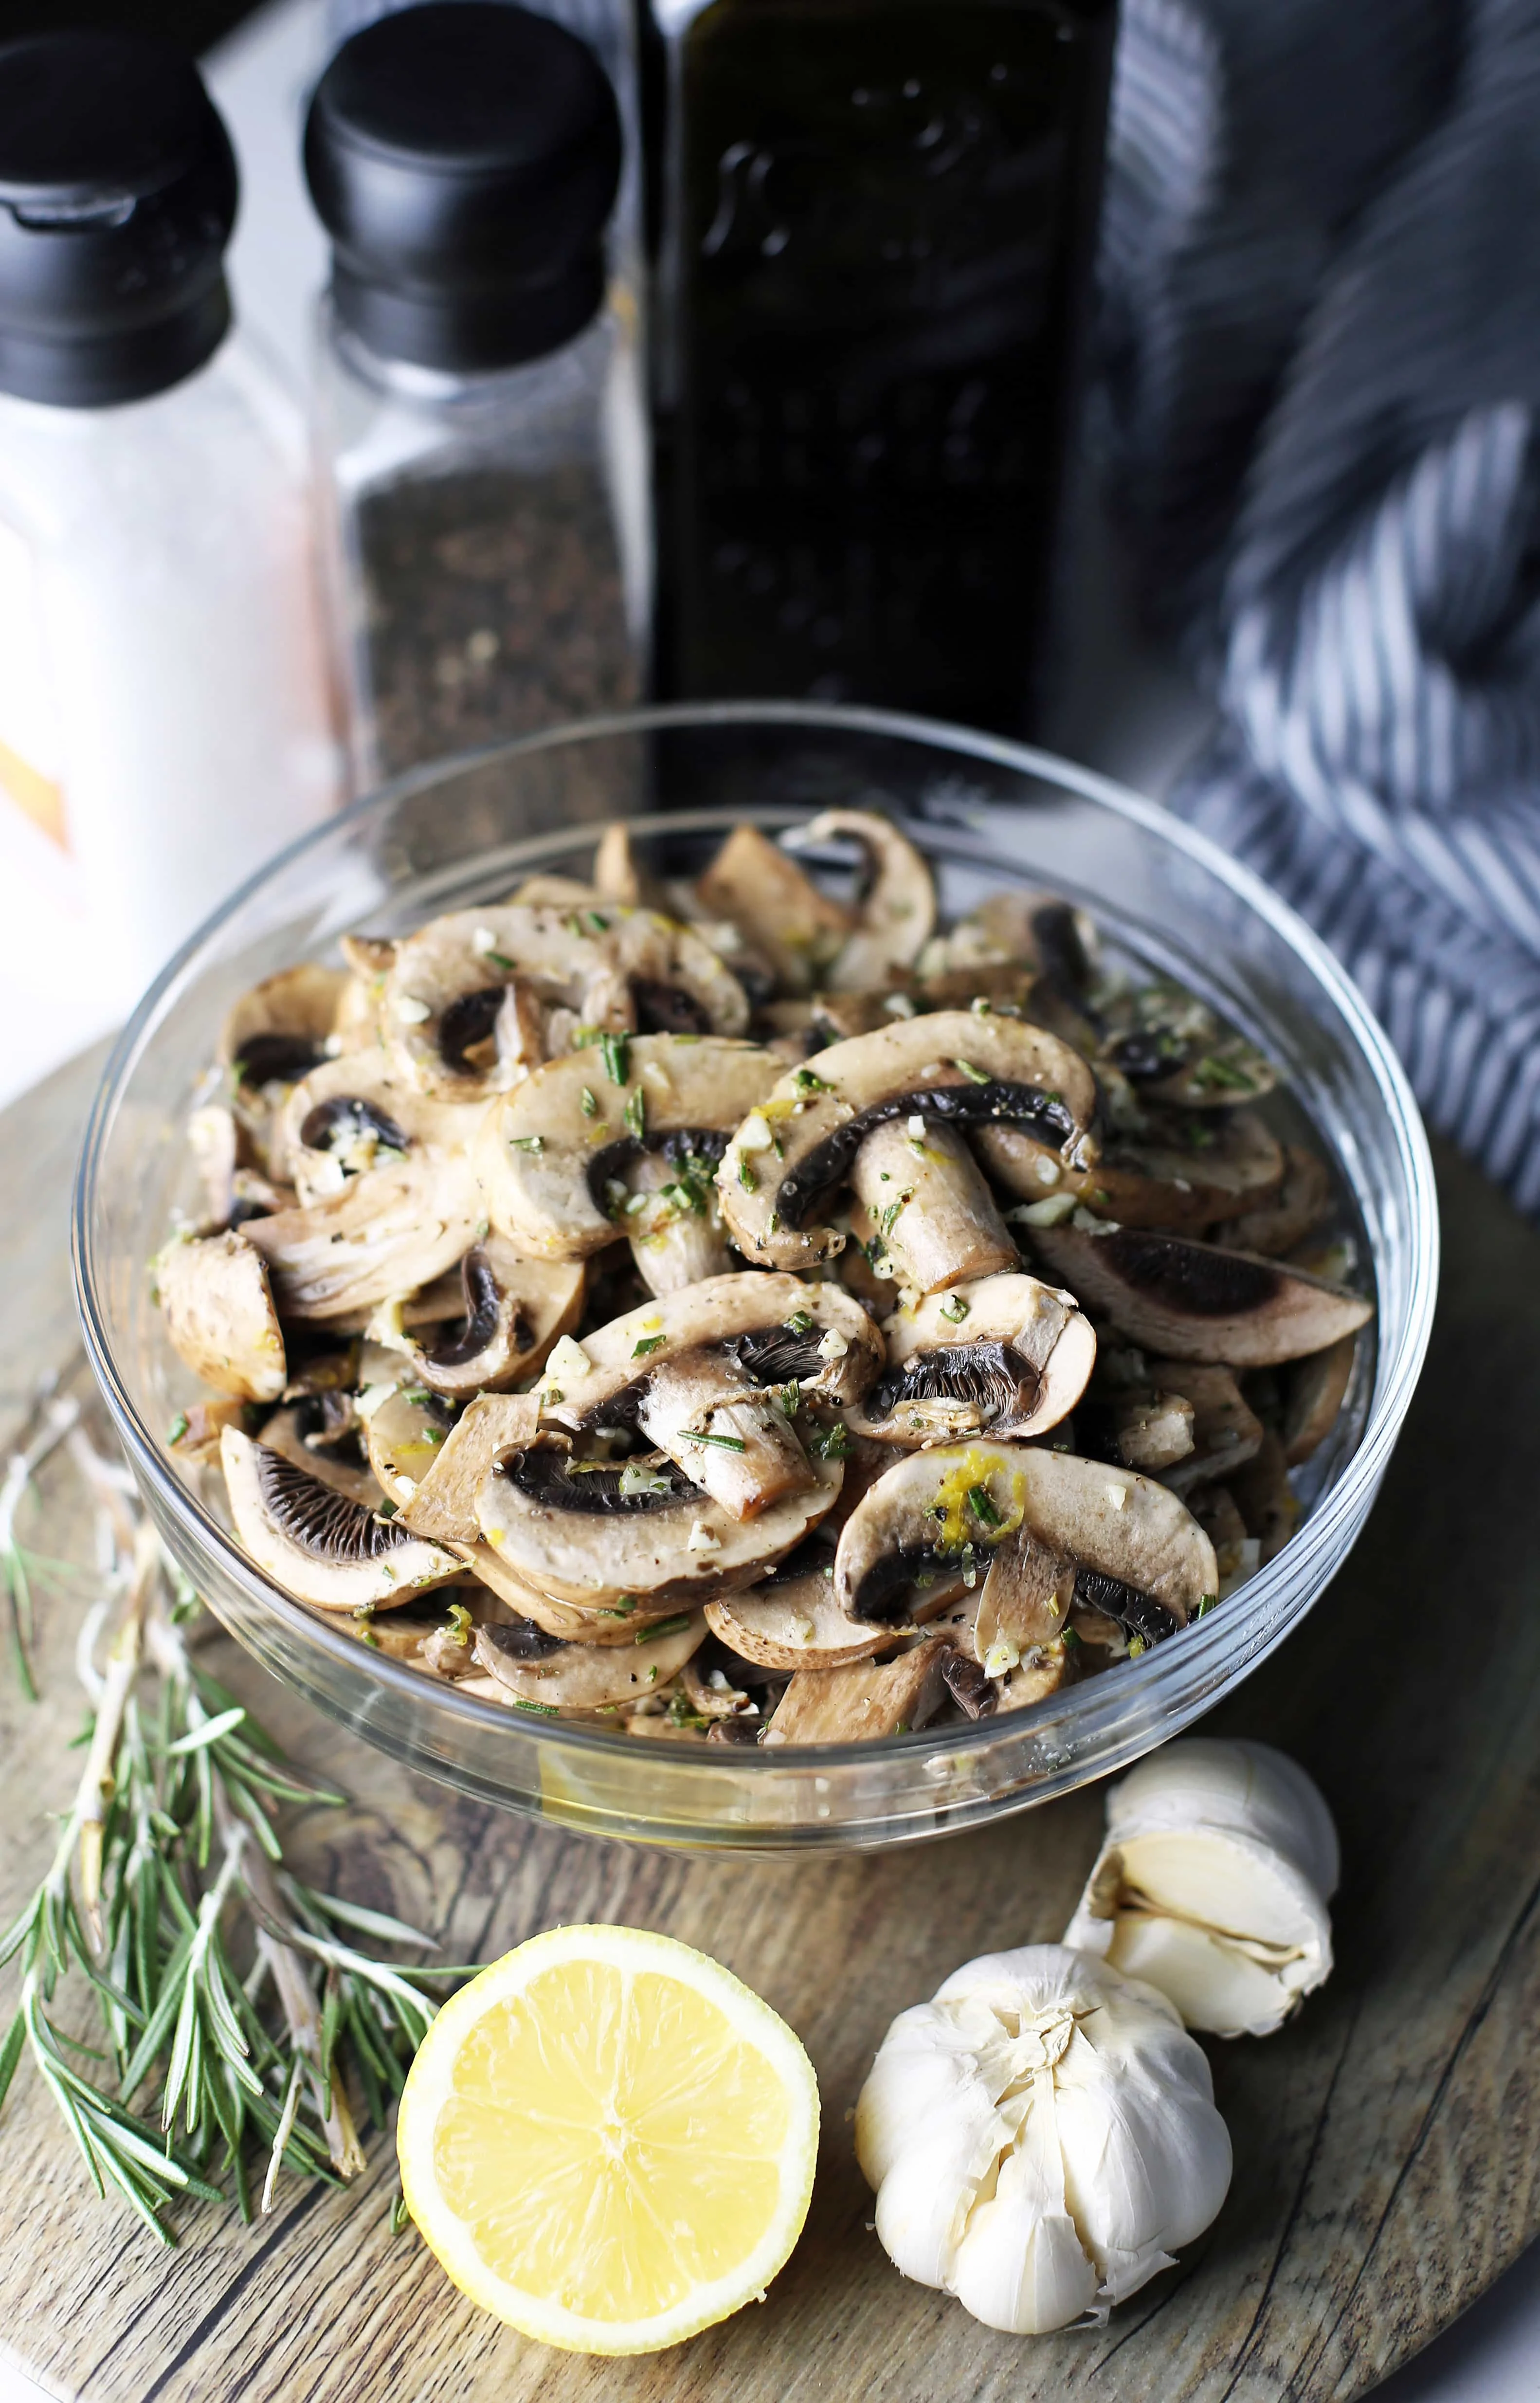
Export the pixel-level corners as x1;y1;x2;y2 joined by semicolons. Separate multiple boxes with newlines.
305;1;649;789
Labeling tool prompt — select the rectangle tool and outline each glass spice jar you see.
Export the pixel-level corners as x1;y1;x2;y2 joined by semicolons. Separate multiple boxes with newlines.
305;1;649;789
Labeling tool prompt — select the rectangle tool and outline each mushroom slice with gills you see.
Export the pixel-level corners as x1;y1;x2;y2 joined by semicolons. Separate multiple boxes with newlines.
471;1610;707;1717
620;1148;733;1297
1098;984;1277;1110
157;1230;287;1402
256;1402;382;1509
835;1443;1216;1645
851;1117;1016;1294
978;1107;1285;1237
218;963;349;1092
850;1272;1095;1447
383;904;749;1101
694;823;852;994
241;1150;483;1321
272;1055;487;1202
220;1428;461;1611
680;1637;763;1723
1281;1333;1357;1467
475;1432;844;1612
717;1012;1099;1273
973;1531;1078;1675
762;1640;951;1746
1152;1364;1264;1495
1224;1146;1334;1256
398;1241;584;1400
634;1351;817;1521
1028;1223;1374;1367
1225;1431;1299;1564
705;1542;895;1673
476;1034;780;1263
1075;1386;1196;1474
788;810;937;992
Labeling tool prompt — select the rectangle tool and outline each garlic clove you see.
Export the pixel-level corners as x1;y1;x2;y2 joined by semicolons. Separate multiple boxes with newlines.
1063;1739;1337;2038
950;2099;1100;2334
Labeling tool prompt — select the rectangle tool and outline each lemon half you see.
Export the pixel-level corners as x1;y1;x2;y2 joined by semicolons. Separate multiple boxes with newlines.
397;1924;820;2355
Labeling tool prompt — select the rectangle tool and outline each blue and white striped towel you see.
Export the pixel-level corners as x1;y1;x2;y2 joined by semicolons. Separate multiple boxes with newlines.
1098;0;1540;1211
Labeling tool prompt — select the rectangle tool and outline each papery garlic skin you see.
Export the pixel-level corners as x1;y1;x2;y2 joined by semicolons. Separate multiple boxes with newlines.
1064;1738;1337;2039
855;1945;1231;2335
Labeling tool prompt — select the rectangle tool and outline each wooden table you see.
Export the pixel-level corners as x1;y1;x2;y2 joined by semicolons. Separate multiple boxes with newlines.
2;1043;1538;2403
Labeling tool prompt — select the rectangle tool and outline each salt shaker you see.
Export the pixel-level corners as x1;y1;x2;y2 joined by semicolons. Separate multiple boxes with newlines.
0;32;341;1056
305;1;648;789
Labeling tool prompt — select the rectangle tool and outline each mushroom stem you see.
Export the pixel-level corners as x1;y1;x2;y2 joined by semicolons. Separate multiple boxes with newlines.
851;1120;1016;1294
624;1151;734;1296
637;1356;816;1521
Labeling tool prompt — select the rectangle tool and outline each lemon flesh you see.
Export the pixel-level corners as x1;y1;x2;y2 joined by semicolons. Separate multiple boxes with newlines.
397;1924;820;2355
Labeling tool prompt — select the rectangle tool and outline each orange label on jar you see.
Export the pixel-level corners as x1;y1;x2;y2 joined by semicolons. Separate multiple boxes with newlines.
0;729;66;848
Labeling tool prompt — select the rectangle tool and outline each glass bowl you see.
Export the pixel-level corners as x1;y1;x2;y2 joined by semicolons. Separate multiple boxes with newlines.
72;704;1438;1852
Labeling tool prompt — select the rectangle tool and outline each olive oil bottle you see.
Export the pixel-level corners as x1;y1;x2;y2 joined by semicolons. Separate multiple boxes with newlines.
641;0;1116;731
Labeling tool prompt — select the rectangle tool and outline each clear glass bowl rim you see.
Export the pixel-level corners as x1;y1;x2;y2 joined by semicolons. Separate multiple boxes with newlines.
71;699;1440;1784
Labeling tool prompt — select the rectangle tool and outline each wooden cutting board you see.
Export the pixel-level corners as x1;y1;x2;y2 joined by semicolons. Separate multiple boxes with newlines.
2;1044;1538;2403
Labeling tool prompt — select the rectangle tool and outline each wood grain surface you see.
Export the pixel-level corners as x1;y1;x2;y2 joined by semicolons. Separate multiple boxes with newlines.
2;1046;1538;2403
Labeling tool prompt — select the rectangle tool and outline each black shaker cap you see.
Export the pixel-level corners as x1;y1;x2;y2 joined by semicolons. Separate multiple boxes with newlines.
0;33;236;408
304;3;622;374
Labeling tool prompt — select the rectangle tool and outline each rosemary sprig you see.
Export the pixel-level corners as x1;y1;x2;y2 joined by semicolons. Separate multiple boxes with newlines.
0;1417;474;2244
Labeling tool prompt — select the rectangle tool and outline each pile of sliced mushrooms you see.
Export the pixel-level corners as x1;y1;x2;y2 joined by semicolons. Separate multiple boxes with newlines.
156;811;1373;1748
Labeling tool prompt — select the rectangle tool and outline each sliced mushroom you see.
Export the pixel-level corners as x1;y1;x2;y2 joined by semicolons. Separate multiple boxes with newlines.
619;1149;734;1297
471;1609;706;1716
157;1230;287;1402
272;1056;487;1202
973;1532;1077;1668
1225;1146;1334;1256
1188;1484;1257;1597
477;1035;780;1263
242;1151;484;1320
762;1640;950;1746
635;1352;817;1520
1098;987;1277;1110
705;1543;893;1672
834;1443;1217;1644
978;1108;1285;1236
476;1439;844;1612
717;1013;1099;1272
541;1272;883;1424
680;1638;764;1722
850;1272;1094;1447
187;1103;239;1227
218;964;349;1089
1154;1364;1264;1495
694;824;851;993
850;1117;1017;1294
398;1241;584;1399
790;811;937;991
391;1391;540;1540
1075;1387;1196;1473
1028;1224;1374;1366
256;1402;381;1507
220;1427;461;1611
593;820;670;913
455;1535;684;1644
384;905;749;1101
1281;1333;1358;1466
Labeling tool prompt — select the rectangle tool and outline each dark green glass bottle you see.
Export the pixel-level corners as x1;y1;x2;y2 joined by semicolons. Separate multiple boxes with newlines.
642;0;1116;731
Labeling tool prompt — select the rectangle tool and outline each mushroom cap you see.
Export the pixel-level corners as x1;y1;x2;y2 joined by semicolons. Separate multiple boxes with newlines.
384;905;750;1099
158;1230;287;1403
542;1271;884;1428
1281;1333;1358;1466
242;1151;484;1321
792;810;937;991
471;1610;707;1715
1029;1224;1373;1366
218;964;349;1086
980;1108;1285;1236
271;1055;487;1203
476;1444;844;1610
762;1639;951;1745
220;1427;461;1611
850;1271;1095;1446
477;1035;781;1261
834;1441;1217;1635
1152;1363;1264;1495
717;1012;1100;1271
694;823;852;993
453;1534;689;1644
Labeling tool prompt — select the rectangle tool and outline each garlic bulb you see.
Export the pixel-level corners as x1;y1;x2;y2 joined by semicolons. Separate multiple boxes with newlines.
1063;1738;1338;2039
854;1944;1231;2334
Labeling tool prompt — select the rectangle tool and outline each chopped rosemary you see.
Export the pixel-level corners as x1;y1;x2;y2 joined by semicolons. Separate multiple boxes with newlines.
511;1696;559;1716
166;1414;189;1446
599;1597;638;1618
805;1420;851;1461
484;950;517;973
737;1158;757;1192
952;1058;991;1084
631;1334;666;1357
784;1310;814;1336
636;1614;691;1644
623;1089;646;1141
940;1294;969;1323
580;1087;598;1119
966;1484;1001;1529
1195;1594;1219;1618
679;1429;747;1454
507;1135;544;1155
600;1031;630;1088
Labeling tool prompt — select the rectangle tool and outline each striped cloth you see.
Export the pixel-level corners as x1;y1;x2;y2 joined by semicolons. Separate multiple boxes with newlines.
1097;0;1540;1210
